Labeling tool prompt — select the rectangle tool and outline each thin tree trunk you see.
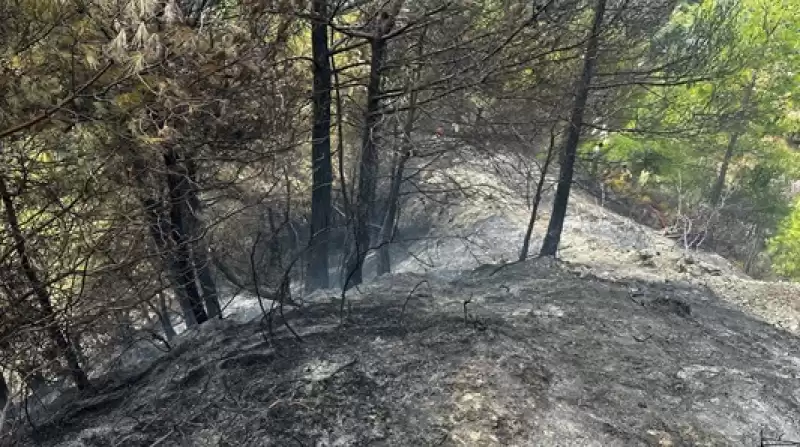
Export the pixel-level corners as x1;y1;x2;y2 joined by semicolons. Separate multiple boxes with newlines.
709;73;756;206
69;329;89;370
375;30;425;276
127;146;201;327
346;4;403;289
330;25;353;287
157;290;177;340
185;157;222;319
0;174;90;391
375;153;405;276
142;197;199;327
193;242;221;319
709;131;740;206
520;130;557;261
0;372;9;424
348;39;387;288
267;207;283;281
743;223;761;275
163;147;208;325
540;0;606;257
307;0;334;291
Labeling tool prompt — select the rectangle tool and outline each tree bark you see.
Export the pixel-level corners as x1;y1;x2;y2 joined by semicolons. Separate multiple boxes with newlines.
157;291;178;340
185;157;222;319
126;146;202;327
142;197;200;327
540;0;606;257
163;147;208;325
375;137;408;277
267;207;284;281
347;39;386;288
346;5;403;289
520;130;557;261
709;73;756;206
307;0;334;292
0;173;90;390
708;131;740;206
376;29;426;276
0;372;9;422
193;242;221;319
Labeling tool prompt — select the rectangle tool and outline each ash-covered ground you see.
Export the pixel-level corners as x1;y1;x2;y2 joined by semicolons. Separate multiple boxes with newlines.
10;151;800;446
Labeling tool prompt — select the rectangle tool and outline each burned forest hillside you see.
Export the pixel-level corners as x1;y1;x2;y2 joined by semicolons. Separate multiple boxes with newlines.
2;0;800;445
5;148;800;446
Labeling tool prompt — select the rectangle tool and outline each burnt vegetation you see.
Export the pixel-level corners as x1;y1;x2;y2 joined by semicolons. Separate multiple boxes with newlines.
1;0;800;444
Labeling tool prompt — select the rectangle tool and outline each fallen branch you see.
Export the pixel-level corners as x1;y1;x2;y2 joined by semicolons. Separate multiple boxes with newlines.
148;427;176;447
398;280;430;325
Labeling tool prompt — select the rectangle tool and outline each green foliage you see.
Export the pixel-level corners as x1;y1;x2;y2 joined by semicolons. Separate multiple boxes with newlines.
768;198;800;279
599;0;800;247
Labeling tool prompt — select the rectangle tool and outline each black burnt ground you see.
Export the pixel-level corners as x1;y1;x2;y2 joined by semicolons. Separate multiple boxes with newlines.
19;258;800;446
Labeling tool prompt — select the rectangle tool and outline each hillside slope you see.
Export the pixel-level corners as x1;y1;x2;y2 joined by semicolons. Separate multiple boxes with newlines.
12;150;800;447
387;152;800;334
19;259;800;446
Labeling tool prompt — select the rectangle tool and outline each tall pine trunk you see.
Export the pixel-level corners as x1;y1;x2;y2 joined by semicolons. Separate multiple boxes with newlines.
540;0;606;257
163;146;208;325
0;173;90;391
375;28;425;276
142;197;200;327
127;147;202;328
307;0;334;291
346;20;393;289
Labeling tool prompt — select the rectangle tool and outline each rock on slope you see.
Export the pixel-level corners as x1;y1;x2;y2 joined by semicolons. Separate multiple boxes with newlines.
22;258;800;446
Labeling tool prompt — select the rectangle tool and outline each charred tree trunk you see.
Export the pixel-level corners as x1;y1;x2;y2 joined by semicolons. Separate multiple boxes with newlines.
127;147;201;328
519;130;557;261
185;157;222;319
0;174;90;391
375;29;425;276
346;6;402;289
330;24;353;287
347;38;387;288
0;372;9;420
163;147;208;325
157;290;177;340
142;197;199;327
375;149;407;276
69;329;89;370
193;243;221;319
540;0;606;257
307;0;334;291
267;207;284;281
